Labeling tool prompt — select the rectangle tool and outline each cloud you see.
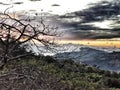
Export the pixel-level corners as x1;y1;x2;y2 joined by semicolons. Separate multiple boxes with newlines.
51;4;60;7
13;2;24;5
29;0;41;1
0;2;10;5
58;0;120;39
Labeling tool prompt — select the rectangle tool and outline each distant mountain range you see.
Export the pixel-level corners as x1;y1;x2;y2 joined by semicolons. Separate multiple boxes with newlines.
54;45;120;72
30;43;120;72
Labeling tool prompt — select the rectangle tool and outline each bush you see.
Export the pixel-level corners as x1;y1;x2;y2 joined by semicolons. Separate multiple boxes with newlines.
44;56;57;63
104;78;120;88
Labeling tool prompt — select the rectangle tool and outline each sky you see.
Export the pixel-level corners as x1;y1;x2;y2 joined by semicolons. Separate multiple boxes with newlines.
0;0;106;15
0;0;120;47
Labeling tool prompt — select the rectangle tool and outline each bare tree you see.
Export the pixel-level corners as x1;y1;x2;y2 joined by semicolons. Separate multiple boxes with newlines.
0;10;58;69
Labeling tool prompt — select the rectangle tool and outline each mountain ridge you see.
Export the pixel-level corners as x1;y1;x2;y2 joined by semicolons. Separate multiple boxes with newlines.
54;46;120;72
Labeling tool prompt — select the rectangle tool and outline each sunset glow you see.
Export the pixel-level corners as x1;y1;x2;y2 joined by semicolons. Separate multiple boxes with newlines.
57;40;120;48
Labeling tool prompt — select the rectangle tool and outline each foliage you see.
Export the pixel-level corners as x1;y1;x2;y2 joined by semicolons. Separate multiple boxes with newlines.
0;55;120;90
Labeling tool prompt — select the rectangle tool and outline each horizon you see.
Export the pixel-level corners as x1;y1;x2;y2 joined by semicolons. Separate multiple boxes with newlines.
56;39;120;48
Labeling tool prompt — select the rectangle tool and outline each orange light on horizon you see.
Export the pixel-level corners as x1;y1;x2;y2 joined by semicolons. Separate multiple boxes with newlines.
57;39;120;48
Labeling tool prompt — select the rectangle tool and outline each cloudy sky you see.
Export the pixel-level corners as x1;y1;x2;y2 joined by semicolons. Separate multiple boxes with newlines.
0;0;120;40
0;0;106;15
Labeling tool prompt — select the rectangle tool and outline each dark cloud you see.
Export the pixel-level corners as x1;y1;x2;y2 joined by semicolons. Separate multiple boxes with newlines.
70;31;120;39
58;0;120;39
0;2;23;5
60;0;120;23
0;2;10;5
51;4;60;7
13;2;23;5
29;0;41;1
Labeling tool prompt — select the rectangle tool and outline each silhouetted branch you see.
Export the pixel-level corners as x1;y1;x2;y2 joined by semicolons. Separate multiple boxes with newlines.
0;10;58;69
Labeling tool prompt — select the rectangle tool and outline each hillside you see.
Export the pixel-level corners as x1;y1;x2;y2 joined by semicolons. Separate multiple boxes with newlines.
55;47;120;72
0;55;120;90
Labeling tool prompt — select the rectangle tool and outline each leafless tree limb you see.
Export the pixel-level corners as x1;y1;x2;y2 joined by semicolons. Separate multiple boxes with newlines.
0;9;58;69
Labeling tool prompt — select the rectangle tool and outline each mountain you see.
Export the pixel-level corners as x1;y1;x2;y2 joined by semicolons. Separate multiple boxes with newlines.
29;43;83;55
54;46;120;72
29;43;120;72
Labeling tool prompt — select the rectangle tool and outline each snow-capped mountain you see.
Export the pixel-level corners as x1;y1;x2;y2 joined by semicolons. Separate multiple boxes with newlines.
29;43;84;55
30;43;120;55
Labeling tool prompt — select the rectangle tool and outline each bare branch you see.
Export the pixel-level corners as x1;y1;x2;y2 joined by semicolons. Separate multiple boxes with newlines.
0;11;58;69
